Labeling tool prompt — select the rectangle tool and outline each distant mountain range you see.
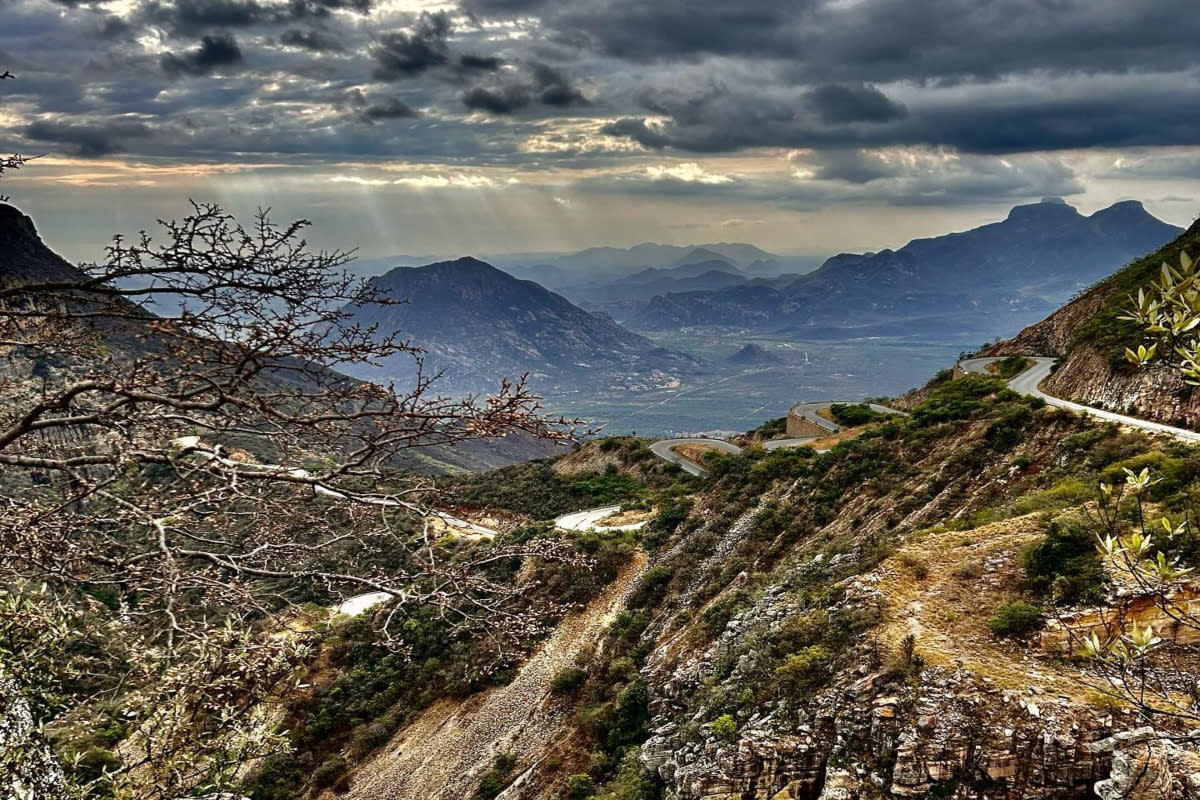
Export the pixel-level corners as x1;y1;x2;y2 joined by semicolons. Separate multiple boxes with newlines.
351;242;827;290
631;198;1182;340
336;257;699;396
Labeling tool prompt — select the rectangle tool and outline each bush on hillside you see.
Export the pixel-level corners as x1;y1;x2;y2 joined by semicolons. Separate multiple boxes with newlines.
988;601;1044;638
1023;516;1106;605
552;668;589;694
829;403;887;427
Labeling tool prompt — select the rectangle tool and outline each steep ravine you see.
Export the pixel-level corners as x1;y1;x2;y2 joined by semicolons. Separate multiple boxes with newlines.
338;552;648;800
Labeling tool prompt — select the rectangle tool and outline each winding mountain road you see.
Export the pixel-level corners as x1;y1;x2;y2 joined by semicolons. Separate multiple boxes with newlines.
649;403;908;475
554;505;649;532
648;437;744;476
960;356;1200;443
786;401;902;433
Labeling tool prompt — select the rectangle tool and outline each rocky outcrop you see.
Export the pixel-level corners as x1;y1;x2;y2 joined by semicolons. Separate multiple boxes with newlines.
1041;345;1200;428
1089;728;1172;800
0;675;69;800
641;660;1123;800
1041;585;1200;655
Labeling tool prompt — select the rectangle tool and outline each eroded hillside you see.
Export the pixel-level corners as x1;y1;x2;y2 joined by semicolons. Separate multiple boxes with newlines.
294;372;1200;800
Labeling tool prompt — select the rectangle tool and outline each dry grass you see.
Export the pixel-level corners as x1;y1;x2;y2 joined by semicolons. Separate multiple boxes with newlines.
597;508;654;526
671;442;724;465
808;425;868;449
815;406;837;423
867;513;1097;698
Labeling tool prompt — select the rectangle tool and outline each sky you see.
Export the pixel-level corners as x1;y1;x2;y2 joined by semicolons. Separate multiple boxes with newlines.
2;0;1200;263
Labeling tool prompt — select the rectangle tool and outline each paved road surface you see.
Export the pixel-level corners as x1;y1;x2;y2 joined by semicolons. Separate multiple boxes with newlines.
648;437;744;476
555;505;649;532
960;356;1200;443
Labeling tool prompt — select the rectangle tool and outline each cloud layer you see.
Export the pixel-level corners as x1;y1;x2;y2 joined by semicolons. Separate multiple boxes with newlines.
2;0;1199;240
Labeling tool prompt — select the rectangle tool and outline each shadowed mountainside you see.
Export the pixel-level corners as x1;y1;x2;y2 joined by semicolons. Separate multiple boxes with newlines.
336;257;699;395
632;199;1182;340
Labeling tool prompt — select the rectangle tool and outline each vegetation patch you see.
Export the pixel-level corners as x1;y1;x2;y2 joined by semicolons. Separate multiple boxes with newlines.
988;601;1045;638
829;403;889;427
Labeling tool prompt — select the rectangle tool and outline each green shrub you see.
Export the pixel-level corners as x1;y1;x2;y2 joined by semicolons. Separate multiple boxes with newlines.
988;601;1044;638
310;755;347;790
985;403;1034;450
829;403;887;427
992;356;1033;380
774;645;832;699
708;714;738;740
472;752;517;800
552;667;589;694
912;374;1010;427
1022;517;1106;605
595;750;662;800
567;773;597;800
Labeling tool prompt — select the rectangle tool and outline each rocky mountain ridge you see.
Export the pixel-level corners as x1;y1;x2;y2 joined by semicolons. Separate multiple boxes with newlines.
336;256;699;396
632;199;1181;341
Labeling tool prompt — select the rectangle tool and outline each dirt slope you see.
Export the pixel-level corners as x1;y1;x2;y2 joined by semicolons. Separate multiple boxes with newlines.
339;552;648;800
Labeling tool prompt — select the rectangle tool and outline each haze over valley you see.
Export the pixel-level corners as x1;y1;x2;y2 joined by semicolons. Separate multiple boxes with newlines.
335;197;1181;435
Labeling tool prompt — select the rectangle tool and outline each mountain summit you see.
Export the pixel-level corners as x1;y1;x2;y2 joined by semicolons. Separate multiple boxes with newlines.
338;257;697;394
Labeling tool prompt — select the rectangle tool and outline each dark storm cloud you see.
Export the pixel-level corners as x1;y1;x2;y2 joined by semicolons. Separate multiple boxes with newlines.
462;61;587;114
280;27;344;51
458;54;503;71
464;0;814;60
148;0;265;30
46;0;109;8
346;89;418;123
24;119;154;156
9;0;1200;179
372;11;453;79
796;0;1200;84
806;150;904;184
805;84;906;125
465;0;1200;80
139;0;370;37
455;0;1200;155
601;79;1200;155
161;33;244;77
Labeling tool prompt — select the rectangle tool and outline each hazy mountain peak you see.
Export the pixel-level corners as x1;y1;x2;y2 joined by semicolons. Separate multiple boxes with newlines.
1089;199;1151;222
1005;197;1084;222
674;247;734;267
341;255;697;395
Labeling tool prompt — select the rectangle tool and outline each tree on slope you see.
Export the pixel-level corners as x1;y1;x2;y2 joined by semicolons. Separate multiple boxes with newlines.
0;203;576;798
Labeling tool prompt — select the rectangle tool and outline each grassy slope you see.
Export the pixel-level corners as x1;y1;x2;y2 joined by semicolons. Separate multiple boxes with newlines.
1070;216;1200;361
